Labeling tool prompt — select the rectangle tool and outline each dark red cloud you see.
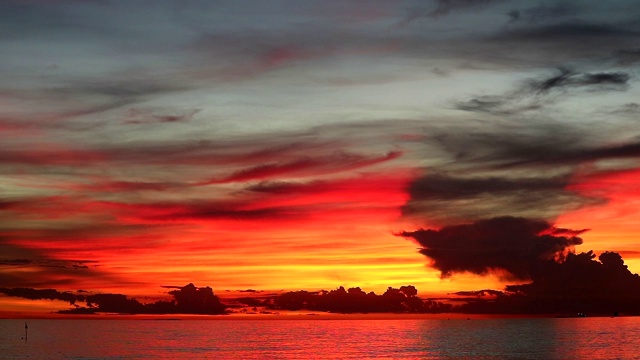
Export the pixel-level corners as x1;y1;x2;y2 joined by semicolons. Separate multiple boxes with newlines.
204;151;402;184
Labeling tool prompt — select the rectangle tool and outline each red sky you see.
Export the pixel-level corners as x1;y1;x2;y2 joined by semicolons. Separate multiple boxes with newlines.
2;0;640;314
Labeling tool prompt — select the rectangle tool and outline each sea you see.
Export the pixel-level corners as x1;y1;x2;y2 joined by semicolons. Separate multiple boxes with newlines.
2;316;640;359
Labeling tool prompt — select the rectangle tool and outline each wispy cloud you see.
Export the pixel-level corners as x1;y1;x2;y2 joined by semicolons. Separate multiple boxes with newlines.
203;151;402;184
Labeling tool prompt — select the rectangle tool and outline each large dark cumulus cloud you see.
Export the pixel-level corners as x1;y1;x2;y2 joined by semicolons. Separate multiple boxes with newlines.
457;251;640;314
399;217;583;280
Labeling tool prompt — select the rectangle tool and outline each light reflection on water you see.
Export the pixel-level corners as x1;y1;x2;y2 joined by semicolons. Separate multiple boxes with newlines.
2;317;640;359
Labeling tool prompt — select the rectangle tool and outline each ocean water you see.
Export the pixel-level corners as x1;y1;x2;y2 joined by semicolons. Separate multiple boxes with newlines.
2;317;640;359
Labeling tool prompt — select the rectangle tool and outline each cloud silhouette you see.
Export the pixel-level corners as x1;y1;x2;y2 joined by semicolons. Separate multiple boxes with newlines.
429;0;504;18
0;283;226;315
399;217;583;280
267;285;452;314
457;250;640;314
166;283;226;315
0;287;79;304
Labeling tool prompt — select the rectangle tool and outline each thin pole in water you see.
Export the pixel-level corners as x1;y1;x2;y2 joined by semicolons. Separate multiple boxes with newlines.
24;322;28;342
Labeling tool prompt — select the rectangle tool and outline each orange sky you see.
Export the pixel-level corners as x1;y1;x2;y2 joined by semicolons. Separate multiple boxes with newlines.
2;0;640;314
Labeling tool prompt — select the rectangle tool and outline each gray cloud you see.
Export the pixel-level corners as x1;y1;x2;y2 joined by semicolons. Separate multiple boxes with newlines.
614;48;640;65
402;173;594;224
507;3;576;23
405;63;638;226
456;68;631;115
397;0;504;27
527;68;630;94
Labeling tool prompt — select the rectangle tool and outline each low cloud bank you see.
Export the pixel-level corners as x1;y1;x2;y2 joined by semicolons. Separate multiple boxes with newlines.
0;283;226;315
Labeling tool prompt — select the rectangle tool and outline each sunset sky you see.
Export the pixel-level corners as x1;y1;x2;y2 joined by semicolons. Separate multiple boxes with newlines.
2;0;640;313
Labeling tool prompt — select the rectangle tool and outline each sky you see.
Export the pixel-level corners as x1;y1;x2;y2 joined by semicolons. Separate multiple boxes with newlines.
2;0;640;314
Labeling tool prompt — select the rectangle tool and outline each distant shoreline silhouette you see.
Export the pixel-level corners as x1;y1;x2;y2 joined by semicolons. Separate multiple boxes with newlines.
3;249;640;317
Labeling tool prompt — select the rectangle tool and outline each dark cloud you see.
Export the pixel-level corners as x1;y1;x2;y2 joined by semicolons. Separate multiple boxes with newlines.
1;283;227;315
123;201;302;222
73;180;183;192
203;151;402;184
0;78;192;133
0;222;162;289
0;258;96;269
454;95;542;115
78;283;226;315
486;20;640;66
0;132;341;168
43;79;191;118
500;22;636;42
401;125;619;222
614;48;640;65
428;0;505;18
399;217;583;280
402;173;590;223
0;287;78;304
406;174;571;201
0;147;106;166
377;3;637;71
189;22;398;81
459;251;640;314
266;285;452;313
452;289;504;297
507;3;577;24
496;140;640;169
396;0;503;28
424;126;640;172
0;236;104;288
456;68;631;115
244;178;374;195
123;108;201;125
527;68;630;94
166;283;226;315
246;181;318;194
612;102;640;114
410;66;639;223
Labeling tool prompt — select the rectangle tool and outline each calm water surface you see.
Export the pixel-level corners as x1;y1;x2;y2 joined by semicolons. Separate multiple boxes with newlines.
2;317;640;359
